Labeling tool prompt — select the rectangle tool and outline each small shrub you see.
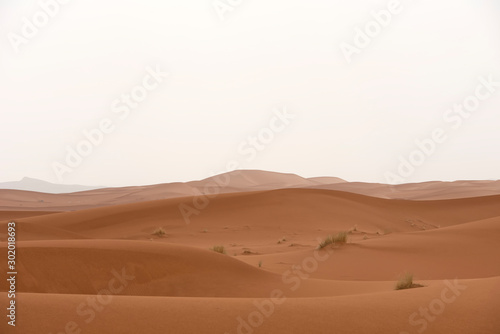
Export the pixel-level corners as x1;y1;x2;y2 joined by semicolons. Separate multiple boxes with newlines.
152;227;166;237
395;272;423;290
318;231;348;249
318;236;334;249
334;231;348;243
211;245;226;254
258;260;263;268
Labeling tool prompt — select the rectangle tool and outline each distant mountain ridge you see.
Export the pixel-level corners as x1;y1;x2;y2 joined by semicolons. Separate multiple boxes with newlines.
1;171;499;212
0;171;345;194
0;177;104;194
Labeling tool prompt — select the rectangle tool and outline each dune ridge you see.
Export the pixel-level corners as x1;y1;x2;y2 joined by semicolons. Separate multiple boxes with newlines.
1;170;499;212
1;173;499;333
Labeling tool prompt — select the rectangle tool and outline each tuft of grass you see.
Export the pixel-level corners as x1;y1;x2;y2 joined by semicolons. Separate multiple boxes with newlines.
337;231;348;242
152;227;166;238
395;272;423;290
318;231;348;249
317;238;332;249
258;260;263;268
210;245;226;254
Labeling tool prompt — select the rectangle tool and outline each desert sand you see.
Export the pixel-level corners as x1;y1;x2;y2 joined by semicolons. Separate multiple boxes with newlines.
1;170;499;334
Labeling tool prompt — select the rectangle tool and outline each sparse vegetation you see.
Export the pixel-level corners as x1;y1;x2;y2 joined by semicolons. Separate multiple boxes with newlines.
395;272;423;290
210;245;226;254
258;260;263;268
152;227;166;238
277;237;287;244
318;231;348;249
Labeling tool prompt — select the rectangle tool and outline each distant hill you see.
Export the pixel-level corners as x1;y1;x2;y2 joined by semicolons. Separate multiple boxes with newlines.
0;170;344;195
1;170;499;212
0;177;104;194
0;170;347;211
193;170;346;191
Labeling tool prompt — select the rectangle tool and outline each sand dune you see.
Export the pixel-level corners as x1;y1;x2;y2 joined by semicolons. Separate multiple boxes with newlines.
5;188;500;242
4;276;499;334
1;170;317;211
310;179;500;200
1;239;401;299
0;211;58;220
1;174;499;333
2;170;499;212
240;216;500;280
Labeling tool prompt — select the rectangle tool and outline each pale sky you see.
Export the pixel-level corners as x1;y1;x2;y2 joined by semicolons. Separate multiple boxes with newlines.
1;0;499;186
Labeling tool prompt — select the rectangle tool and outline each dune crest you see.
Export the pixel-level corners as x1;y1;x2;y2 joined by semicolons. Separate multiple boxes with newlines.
1;173;499;333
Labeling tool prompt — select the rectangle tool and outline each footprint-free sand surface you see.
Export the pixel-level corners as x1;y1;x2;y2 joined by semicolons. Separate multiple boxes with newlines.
1;170;499;333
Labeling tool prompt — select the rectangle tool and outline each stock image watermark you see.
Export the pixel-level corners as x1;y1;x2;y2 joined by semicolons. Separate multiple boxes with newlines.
339;0;404;64
178;106;295;224
6;221;17;327
48;267;135;334
51;65;168;183
224;245;333;334
212;0;245;21
7;0;72;54
385;74;499;184
399;278;467;334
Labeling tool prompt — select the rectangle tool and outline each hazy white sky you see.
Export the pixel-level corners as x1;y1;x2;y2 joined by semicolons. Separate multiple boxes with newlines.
1;0;499;186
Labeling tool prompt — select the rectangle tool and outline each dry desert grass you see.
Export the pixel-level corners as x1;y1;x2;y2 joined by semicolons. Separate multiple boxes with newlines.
318;231;348;249
152;227;166;237
210;245;226;254
395;272;424;290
